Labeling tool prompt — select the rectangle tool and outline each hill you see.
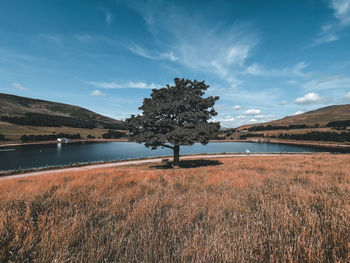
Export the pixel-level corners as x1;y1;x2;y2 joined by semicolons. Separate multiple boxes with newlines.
238;104;350;130
0;93;124;129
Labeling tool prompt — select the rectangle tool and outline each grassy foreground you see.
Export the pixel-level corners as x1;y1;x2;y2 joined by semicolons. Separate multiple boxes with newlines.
1;155;350;262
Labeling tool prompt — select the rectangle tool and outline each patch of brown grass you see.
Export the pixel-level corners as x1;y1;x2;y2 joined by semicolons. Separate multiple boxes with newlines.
1;155;350;262
0;122;109;143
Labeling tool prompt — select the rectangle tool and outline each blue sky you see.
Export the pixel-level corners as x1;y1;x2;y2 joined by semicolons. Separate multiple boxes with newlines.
0;0;349;127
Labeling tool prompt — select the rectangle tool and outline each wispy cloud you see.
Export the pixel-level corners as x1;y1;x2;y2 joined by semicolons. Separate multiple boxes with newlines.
75;34;94;42
99;7;114;25
40;34;62;44
106;12;113;25
309;0;350;47
86;80;161;89
128;43;178;61
160;51;178;61
12;83;28;91
331;0;350;25
294;92;328;105
280;100;287;105
243;62;308;78
90;89;106;96
303;75;350;90
309;24;339;47
124;1;257;88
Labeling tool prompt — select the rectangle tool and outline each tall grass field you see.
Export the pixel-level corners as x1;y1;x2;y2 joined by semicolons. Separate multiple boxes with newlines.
1;155;349;262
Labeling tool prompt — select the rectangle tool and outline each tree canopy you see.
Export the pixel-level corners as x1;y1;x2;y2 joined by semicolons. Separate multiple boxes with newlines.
126;78;220;165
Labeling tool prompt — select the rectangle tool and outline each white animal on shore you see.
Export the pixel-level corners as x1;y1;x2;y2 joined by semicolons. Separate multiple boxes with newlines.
246;149;250;155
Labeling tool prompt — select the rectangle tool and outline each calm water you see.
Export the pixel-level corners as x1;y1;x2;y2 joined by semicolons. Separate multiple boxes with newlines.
0;141;346;172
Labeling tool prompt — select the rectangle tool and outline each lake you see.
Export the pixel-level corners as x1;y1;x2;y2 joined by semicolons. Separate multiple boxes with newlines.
0;141;347;172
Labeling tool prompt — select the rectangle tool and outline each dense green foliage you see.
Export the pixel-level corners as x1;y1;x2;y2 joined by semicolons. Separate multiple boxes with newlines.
102;130;126;139
248;124;315;131
127;78;220;164
278;131;350;142
20;133;81;142
327;120;350;129
1;113;125;129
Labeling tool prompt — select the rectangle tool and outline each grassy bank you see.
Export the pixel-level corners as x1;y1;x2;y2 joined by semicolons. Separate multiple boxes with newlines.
1;155;349;262
0;121;109;143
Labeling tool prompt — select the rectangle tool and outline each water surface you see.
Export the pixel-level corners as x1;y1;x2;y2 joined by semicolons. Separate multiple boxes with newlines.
0;141;345;172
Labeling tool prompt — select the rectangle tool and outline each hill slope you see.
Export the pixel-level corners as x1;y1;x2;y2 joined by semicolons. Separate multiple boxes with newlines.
238;104;350;130
0;93;124;129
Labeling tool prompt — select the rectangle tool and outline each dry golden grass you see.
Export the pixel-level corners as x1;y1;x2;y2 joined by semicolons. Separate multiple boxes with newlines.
1;155;350;262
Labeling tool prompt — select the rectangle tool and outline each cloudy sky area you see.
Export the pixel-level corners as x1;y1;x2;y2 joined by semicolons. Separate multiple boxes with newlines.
0;0;349;127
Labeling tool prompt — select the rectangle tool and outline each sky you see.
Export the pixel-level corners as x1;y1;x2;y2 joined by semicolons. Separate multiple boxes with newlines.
0;0;349;128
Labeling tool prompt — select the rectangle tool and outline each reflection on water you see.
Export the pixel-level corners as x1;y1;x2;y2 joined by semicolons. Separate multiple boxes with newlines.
57;143;62;154
0;141;347;172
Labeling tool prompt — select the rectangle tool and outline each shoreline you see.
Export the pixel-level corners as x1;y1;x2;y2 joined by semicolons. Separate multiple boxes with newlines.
0;138;129;148
0;152;329;180
1;138;350;150
267;139;350;150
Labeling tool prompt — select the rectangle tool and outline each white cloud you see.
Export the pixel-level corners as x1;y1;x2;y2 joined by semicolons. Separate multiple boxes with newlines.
248;118;258;123
294;92;327;105
90;89;106;96
12;83;28;91
220;117;235;122
212;116;236;127
128;43;178;62
128;82;160;89
233;105;241;110
86;80;161;89
345;92;350;100
294;110;304;115
236;115;246;119
160;51;178;61
331;0;350;25
244;109;261;115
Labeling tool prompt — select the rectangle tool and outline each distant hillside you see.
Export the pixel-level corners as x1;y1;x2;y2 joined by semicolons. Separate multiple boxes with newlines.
238;104;350;130
0;93;125;129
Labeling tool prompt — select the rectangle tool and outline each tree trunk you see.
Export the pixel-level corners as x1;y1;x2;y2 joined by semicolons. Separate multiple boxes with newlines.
173;145;180;166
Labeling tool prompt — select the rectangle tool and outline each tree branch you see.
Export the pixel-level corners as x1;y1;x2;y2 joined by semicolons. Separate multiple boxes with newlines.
161;143;174;149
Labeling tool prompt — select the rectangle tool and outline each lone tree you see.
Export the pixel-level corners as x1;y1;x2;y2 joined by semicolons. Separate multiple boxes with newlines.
126;78;220;166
